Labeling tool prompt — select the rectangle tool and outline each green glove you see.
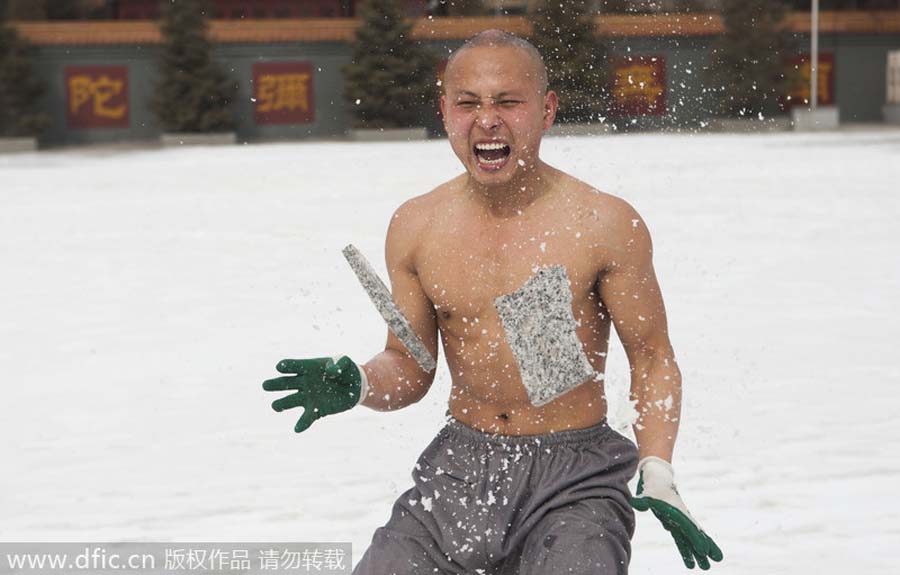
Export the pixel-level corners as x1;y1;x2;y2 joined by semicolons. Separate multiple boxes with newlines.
630;456;724;570
262;355;369;433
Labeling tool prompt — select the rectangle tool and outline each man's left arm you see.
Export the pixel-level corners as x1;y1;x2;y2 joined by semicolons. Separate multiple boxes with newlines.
596;202;681;462
597;199;723;571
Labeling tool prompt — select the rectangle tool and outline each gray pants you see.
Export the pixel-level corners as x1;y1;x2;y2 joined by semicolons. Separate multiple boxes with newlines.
354;414;640;574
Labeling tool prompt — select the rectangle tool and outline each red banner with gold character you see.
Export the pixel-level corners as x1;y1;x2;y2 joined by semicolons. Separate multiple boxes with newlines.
253;62;315;124
785;53;836;108
66;66;129;129
610;56;667;117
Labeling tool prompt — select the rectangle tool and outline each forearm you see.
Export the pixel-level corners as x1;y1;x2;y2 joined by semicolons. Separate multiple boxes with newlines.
359;348;433;411
630;353;682;462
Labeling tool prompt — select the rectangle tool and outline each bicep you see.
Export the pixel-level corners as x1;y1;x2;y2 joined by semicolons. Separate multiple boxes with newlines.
385;264;439;369
597;207;672;363
384;201;439;371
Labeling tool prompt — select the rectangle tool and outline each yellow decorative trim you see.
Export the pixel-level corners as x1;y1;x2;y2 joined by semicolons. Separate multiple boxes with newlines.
12;12;900;47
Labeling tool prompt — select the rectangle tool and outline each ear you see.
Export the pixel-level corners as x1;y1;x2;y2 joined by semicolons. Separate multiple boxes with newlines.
440;93;448;130
542;90;558;131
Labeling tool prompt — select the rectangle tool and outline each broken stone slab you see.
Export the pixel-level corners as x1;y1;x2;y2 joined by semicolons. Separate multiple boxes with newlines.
494;265;598;407
342;244;437;373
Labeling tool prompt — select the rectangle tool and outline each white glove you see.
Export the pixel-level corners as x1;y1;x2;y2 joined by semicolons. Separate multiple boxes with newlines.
631;456;724;570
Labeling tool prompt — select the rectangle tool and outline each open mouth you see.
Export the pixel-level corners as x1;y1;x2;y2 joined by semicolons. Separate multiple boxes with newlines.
473;141;511;170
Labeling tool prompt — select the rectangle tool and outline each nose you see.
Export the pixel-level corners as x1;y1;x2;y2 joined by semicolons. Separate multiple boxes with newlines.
475;103;502;130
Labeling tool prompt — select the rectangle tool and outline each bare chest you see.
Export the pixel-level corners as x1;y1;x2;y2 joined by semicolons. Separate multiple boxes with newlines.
415;203;602;332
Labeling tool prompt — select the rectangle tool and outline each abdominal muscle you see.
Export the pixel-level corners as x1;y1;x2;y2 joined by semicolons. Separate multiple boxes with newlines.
441;319;610;436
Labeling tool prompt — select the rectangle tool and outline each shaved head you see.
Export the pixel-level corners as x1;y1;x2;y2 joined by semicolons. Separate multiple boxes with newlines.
445;30;549;95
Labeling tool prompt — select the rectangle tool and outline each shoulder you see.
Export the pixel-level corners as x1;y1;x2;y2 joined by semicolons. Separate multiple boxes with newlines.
386;176;462;272
387;178;456;239
590;190;648;235
567;180;653;266
557;171;646;232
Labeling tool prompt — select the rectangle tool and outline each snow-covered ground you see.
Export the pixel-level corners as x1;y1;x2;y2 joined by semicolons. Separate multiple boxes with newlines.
1;131;898;574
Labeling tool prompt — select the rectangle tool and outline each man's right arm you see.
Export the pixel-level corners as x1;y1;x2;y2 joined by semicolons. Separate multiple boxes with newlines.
358;197;439;411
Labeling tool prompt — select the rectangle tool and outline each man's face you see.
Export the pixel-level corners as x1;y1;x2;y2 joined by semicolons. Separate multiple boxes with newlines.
441;46;557;187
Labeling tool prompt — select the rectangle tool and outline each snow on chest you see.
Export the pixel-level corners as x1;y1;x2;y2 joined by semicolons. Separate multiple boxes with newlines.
493;265;597;407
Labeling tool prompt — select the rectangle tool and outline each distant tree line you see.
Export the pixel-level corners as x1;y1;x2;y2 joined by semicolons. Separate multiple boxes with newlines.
1;0;893;142
0;5;48;137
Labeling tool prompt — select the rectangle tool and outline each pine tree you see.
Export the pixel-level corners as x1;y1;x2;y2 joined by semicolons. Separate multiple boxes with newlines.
152;0;237;133
343;0;438;130
0;14;49;137
707;0;794;118
531;0;610;124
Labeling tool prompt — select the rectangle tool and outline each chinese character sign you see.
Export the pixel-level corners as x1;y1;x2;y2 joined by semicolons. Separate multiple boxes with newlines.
611;56;667;117
66;66;129;129
253;62;315;124
785;53;836;107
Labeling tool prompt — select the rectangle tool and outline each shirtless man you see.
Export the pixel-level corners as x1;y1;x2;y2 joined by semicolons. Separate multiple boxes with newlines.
263;30;723;574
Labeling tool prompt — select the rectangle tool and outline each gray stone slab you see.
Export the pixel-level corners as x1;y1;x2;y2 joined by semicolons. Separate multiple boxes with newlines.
348;127;429;142
791;106;840;131
0;137;38;153
703;116;793;133
545;122;613;137
883;104;900;124
161;132;238;147
342;244;436;373
494;265;597;407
